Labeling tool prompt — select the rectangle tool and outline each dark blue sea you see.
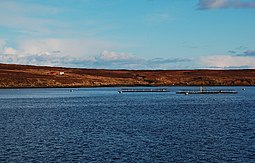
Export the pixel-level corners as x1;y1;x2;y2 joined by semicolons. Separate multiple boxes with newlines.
0;87;255;162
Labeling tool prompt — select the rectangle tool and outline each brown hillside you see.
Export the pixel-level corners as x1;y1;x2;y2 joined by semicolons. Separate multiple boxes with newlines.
0;63;254;88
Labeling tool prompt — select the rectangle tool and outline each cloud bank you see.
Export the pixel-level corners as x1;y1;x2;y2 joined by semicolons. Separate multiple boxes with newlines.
0;52;191;70
0;41;191;69
198;0;255;9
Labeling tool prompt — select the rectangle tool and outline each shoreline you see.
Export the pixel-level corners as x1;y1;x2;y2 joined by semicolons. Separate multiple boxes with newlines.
0;85;252;90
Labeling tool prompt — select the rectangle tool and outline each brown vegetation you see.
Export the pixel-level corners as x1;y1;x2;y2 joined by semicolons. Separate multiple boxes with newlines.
0;63;254;88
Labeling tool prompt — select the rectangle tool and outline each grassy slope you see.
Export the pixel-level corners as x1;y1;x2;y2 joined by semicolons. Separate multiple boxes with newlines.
0;63;254;88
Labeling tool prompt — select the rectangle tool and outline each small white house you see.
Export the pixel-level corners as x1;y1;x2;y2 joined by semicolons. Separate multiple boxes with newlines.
59;71;65;75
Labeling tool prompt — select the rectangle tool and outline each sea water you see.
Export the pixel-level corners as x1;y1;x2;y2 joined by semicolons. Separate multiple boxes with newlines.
0;87;254;162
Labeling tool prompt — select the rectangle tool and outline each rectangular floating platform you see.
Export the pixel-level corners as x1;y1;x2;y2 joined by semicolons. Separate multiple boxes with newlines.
119;88;169;93
176;90;238;94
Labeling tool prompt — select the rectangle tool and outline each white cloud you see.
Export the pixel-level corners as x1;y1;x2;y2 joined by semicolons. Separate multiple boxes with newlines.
201;0;227;8
200;55;255;68
0;52;92;67
198;0;255;9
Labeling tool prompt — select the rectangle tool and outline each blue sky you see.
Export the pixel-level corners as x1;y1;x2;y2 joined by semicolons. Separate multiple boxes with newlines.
0;0;255;69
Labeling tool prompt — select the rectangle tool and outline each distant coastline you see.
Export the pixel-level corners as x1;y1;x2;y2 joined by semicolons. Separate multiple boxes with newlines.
0;63;254;88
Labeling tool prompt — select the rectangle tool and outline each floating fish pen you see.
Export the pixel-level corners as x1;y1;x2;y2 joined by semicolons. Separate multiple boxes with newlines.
176;86;237;95
118;88;169;93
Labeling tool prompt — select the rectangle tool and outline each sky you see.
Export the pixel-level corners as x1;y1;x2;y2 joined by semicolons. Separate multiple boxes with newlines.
0;0;255;69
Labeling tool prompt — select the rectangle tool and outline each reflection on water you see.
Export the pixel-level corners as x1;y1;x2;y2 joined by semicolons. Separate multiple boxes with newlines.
0;87;255;162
